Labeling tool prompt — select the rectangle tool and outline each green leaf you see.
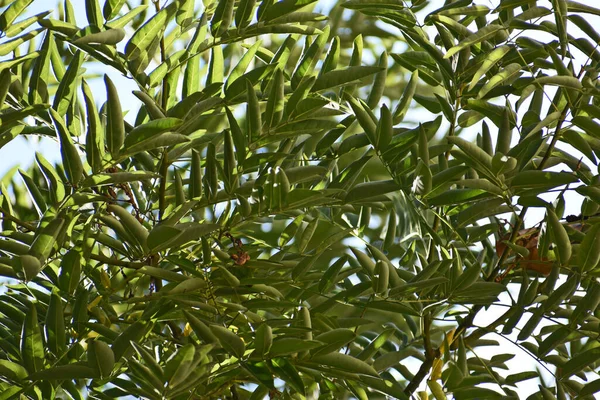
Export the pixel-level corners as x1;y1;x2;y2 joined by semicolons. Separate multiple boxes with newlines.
165;343;195;388
28;363;98;380
291;25;330;89
0;28;42;56
35;153;65;205
478;63;522;99
264;67;284;130
577;223;600;271
312;328;356;356
176;0;194;27
82;79;105;173
445;24;504;59
210;0;234;36
88;340;115;378
125;3;176;60
18;168;47;215
80;171;158;187
111;320;152;361
49;108;84;185
447;136;493;176
254;323;273;358
510;171;578;190
0;0;33;33
184;311;218;344
562;347;600;377
310;353;378;377
573;116;600;139
21;302;44;373
73;28;126;45
226;40;262;90
235;0;257;28
85;0;103;26
107;204;149;254
103;0;127;20
271;358;305;395
313;66;383;92
0;360;28;382
269;338;322;357
209;325;245;358
547;209;571;265
534;75;582;90
106;5;148;29
53;50;84;116
104;74;125;156
345;180;399;203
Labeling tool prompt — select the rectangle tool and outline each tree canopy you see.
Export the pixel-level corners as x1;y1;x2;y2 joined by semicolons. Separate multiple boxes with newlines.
0;0;600;399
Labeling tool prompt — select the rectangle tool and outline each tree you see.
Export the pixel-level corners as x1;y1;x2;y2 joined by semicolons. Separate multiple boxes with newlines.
0;0;599;398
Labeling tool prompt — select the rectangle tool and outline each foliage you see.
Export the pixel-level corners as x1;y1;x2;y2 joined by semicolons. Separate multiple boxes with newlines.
0;0;600;398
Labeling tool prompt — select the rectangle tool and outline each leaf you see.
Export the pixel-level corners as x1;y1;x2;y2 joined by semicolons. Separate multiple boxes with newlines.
269;338;322;357
0;28;42;56
21;302;44;373
124;132;189;155
445;24;504;59
73;28;126;45
28;363;98;380
310;353;378;377
447;136;493;176
210;0;234;36
125;3;176;60
246;79;262;142
209;325;245;358
562;347;600;377
107;204;149;254
0;360;28;382
235;0;256;28
103;0;127;20
176;0;194;26
573;116;600;139
510;171;578;190
313;66;383;92
105;75;125;156
312;328;356;356
264;67;284;130
49;108;83;185
547;209;571;265
106;5;148;29
183;311;218;344
291;25;330;89
345;180;399;203
478;63;522;99
0;0;33;33
271;357;305;395
254;323;273;358
553;0;568;57
53;50;84;116
577;223;600;271
226;40;262;90
88;340;115;378
367;51;388;108
35;153;65;205
165;343;195;388
82;79;105;173
80;171;158;187
111;320;152;361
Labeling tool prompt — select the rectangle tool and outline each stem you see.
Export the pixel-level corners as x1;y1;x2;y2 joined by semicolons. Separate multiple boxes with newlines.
0;207;36;231
404;313;437;395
